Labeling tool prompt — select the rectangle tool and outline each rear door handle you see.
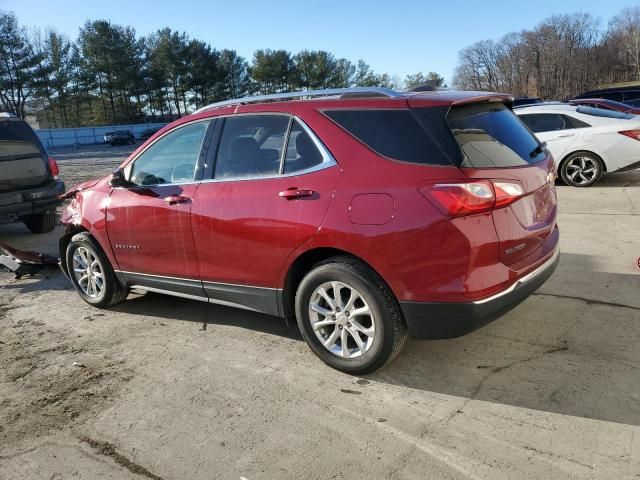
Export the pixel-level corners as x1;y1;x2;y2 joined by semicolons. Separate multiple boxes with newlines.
163;195;190;205
279;188;314;200
557;133;576;138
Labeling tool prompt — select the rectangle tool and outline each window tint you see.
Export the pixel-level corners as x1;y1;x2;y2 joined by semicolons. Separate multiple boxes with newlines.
563;115;590;129
602;92;624;102
284;120;324;174
447;103;545;167
519;113;569;133
128;121;210;186
575;106;634;119
623;91;640;101
0;119;45;158
324;109;451;165
214;115;289;179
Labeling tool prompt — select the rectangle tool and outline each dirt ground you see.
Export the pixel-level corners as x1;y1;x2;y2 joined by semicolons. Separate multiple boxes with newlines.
1;144;639;480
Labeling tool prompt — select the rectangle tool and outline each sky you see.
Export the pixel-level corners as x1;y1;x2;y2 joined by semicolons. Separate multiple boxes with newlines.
1;0;637;84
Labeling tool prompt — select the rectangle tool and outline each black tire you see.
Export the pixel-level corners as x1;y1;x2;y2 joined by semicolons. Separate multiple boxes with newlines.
559;151;604;187
23;210;56;234
295;256;407;375
65;232;128;308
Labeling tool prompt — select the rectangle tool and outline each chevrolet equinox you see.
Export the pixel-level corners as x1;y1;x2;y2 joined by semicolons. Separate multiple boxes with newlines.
59;87;559;374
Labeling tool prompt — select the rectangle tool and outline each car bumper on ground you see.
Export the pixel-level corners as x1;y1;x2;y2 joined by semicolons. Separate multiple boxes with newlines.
0;180;65;223
400;248;560;340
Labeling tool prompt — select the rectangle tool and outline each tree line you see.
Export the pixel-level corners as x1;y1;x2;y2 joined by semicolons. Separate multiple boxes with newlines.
453;6;640;100
0;11;445;127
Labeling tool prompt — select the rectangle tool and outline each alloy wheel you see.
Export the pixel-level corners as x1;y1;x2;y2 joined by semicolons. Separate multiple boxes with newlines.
72;246;104;299
308;281;375;359
564;156;599;186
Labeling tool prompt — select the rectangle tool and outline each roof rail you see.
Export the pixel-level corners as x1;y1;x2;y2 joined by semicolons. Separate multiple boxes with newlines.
193;87;403;114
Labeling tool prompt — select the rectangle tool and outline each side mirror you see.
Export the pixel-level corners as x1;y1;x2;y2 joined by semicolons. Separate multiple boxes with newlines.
109;168;129;188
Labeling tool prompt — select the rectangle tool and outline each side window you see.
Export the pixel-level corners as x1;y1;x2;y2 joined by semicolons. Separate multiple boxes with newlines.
284;120;324;174
519;114;567;133
324;109;451;165
128;121;210;186
214;115;289;179
563;115;590;129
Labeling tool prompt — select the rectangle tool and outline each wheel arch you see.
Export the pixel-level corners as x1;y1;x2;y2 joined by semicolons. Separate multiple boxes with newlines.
280;246;396;320
559;149;607;173
58;224;89;277
59;224;124;289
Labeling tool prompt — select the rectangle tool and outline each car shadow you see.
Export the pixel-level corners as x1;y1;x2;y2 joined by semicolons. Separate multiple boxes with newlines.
575;169;639;187
371;263;640;427
111;290;303;341
3;247;639;427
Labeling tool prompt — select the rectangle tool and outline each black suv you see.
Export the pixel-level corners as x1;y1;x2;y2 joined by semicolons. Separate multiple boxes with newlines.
574;85;640;105
109;130;135;146
513;96;542;107
0;113;64;233
139;126;161;141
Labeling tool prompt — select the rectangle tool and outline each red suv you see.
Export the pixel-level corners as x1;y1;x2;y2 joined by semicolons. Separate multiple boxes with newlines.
59;88;559;374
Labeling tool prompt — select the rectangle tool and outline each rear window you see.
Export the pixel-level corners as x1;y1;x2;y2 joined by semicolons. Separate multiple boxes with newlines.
575;106;634;120
323;109;451;165
0;119;45;159
446;103;546;168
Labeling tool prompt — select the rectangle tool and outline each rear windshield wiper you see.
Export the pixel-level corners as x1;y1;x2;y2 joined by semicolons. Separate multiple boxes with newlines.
529;142;547;158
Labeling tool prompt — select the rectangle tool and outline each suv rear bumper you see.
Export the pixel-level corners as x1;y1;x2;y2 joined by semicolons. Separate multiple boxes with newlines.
0;180;64;223
400;248;560;340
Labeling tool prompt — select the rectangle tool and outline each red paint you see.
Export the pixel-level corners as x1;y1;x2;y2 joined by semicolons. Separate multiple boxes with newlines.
61;90;559;310
107;184;200;278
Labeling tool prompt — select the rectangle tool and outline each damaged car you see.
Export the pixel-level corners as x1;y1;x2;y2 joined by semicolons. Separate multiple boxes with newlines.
58;87;559;374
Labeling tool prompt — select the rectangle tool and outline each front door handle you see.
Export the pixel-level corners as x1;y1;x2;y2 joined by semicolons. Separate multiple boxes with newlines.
279;188;314;200
557;133;576;138
163;195;190;205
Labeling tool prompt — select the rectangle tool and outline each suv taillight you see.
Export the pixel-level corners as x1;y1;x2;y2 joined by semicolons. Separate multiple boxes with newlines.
620;130;640;141
420;180;524;217
48;157;60;179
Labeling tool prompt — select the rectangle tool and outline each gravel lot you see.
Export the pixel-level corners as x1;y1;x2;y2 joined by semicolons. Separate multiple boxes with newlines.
1;144;639;480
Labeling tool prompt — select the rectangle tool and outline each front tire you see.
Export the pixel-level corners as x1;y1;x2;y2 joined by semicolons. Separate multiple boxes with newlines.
295;256;407;375
66;233;128;308
23;210;56;234
560;152;604;187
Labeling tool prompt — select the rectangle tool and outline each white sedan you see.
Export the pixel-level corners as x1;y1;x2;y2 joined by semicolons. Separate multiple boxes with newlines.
514;104;640;186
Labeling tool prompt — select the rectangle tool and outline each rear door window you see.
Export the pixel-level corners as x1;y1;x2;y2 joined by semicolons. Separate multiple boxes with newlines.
323;109;452;166
519;113;570;133
563;115;590;129
283;119;324;174
214;115;289;179
446;103;545;167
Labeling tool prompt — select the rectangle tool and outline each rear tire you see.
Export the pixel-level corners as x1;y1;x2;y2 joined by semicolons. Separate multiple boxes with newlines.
65;233;128;308
23;210;56;234
560;152;604;187
295;256;407;375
